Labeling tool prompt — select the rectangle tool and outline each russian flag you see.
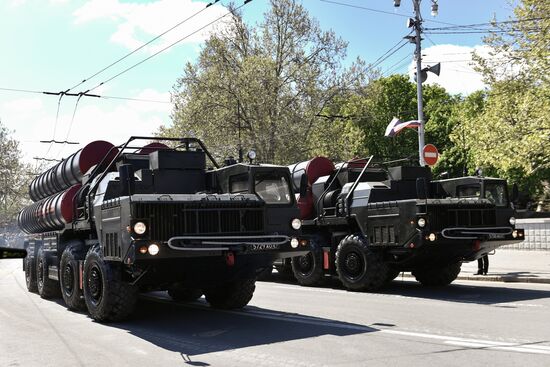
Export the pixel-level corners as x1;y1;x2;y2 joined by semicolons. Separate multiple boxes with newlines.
384;117;421;137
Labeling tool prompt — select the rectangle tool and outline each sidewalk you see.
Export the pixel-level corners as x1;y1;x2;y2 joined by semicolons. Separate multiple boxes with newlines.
401;250;550;284
456;250;550;284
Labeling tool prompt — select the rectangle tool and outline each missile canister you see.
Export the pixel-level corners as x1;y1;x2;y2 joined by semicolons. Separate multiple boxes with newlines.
287;157;335;191
29;140;116;202
18;184;81;234
288;157;335;219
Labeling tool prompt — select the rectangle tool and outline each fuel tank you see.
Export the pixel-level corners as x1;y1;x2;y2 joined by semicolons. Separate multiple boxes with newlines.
29;140;116;201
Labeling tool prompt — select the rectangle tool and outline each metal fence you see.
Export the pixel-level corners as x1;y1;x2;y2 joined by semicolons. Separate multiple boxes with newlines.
502;218;550;250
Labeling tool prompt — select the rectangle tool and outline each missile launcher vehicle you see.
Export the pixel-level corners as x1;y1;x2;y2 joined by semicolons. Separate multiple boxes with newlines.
20;137;308;321
282;156;524;291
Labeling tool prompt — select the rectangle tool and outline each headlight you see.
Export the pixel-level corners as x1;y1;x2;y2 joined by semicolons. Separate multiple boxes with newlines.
428;233;436;242
512;230;518;238
290;238;299;248
417;218;426;228
133;222;147;235
509;217;516;226
291;218;302;230
148;244;160;256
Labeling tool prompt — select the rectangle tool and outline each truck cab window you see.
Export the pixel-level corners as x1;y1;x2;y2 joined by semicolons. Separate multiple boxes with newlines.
254;173;292;204
457;184;480;198
484;182;508;207
229;174;249;194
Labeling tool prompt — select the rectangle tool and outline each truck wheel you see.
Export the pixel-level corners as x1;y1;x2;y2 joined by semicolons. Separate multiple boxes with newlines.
24;256;38;293
291;249;326;286
60;243;86;311
204;278;256;309
83;246;138;322
275;259;294;280
385;269;401;284
167;286;203;302
335;235;388;292
36;247;60;299
412;262;462;286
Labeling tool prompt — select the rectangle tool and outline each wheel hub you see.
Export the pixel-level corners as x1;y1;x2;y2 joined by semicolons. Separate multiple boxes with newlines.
297;254;313;273
344;252;363;277
62;264;74;295
88;265;103;303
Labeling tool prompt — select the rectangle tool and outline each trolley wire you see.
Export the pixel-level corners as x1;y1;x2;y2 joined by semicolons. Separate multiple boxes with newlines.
84;0;255;94
66;0;221;93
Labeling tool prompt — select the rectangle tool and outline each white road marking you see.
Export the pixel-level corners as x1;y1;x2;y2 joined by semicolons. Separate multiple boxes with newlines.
381;329;550;355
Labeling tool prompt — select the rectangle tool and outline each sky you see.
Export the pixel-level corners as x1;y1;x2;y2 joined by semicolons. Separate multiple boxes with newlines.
0;0;517;166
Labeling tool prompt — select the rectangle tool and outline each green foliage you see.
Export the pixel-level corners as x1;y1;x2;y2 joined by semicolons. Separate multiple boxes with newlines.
164;0;359;164
0;121;30;230
468;0;550;197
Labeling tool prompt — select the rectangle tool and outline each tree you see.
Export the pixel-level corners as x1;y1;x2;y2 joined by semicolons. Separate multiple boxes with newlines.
163;0;359;164
469;0;550;198
312;75;461;167
0;120;30;233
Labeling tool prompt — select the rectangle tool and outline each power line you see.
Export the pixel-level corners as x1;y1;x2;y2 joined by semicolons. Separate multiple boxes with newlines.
84;0;255;94
319;0;412;19
66;0;220;93
0;86;171;104
425;17;550;31
382;53;413;76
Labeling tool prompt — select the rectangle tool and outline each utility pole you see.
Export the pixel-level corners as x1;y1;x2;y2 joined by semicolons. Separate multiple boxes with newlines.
412;0;426;167
395;0;439;166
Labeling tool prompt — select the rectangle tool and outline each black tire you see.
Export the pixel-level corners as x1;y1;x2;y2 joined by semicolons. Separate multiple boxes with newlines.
291;249;326;287
36;247;61;299
204;278;256;309
412;262;462;286
83;245;138;322
275;259;294;280
24;256;38;293
335;235;388;292
60;243;87;311
385;269;401;284
167;286;203;302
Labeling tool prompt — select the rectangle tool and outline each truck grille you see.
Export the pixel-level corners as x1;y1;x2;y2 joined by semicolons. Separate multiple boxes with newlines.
133;202;265;240
428;205;496;229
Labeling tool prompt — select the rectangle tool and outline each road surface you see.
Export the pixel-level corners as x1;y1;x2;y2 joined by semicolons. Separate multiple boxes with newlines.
1;259;549;367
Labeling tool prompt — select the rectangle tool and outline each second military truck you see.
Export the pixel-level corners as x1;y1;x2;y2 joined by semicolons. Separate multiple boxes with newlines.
19;137;308;321
283;156;524;291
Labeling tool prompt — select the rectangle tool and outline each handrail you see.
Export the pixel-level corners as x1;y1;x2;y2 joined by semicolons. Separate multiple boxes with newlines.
80;136;218;222
315;157;372;220
345;156;374;217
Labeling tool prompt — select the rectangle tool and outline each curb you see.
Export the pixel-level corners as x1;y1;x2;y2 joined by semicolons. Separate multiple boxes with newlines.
401;273;550;285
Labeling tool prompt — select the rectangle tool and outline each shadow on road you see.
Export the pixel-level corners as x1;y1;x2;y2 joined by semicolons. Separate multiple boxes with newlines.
104;293;376;363
263;272;550;306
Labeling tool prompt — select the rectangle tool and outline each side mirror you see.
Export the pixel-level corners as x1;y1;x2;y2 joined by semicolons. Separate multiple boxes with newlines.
511;183;519;203
0;247;27;259
299;173;309;197
416;177;428;200
438;171;449;179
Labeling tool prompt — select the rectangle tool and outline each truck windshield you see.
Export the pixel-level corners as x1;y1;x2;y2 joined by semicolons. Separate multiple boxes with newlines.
254;172;292;204
484;181;508;207
456;182;508;207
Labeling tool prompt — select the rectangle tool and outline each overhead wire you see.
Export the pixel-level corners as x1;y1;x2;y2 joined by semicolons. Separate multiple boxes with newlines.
66;0;221;93
84;0;254;94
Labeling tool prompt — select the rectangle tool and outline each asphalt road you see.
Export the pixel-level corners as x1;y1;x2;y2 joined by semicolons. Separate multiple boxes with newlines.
1;259;550;367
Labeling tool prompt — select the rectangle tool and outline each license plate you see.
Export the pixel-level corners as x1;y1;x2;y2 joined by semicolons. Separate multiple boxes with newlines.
251;244;280;251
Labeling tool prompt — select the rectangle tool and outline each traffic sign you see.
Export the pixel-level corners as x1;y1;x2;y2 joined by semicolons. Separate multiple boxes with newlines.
422;144;439;166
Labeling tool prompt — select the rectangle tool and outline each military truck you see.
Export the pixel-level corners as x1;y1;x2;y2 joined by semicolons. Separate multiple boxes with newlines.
19;137;308;321
283;156;524;290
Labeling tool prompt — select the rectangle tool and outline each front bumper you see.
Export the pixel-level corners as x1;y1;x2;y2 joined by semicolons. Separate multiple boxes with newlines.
389;227;525;268
125;234;310;263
